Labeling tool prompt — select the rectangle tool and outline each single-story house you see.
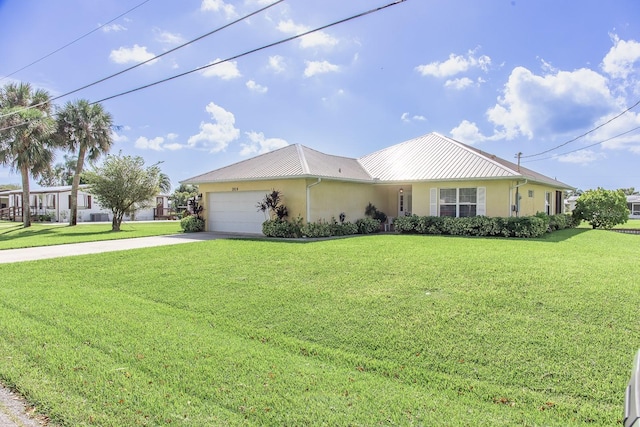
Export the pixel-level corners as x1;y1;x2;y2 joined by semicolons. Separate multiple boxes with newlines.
0;184;172;222
181;132;573;234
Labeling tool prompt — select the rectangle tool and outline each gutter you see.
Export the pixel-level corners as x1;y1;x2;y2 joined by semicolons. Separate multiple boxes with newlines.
509;179;528;217
306;178;322;222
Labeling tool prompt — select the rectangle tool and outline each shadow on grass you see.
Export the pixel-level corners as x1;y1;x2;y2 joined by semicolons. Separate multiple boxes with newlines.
236;228;592;244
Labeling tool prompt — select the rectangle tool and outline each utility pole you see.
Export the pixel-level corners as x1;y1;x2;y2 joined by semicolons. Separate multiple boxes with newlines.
514;152;522;217
516;152;522;172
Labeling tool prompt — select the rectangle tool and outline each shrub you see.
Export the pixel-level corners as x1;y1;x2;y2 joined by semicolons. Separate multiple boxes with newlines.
394;214;572;238
302;221;332;238
355;217;381;234
262;219;302;238
180;216;205;232
573;187;629;229
364;202;387;225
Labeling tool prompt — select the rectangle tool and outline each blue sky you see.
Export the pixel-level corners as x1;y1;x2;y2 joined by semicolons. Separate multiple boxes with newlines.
1;0;639;191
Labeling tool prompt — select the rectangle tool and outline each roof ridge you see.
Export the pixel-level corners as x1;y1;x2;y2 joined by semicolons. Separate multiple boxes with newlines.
296;144;311;175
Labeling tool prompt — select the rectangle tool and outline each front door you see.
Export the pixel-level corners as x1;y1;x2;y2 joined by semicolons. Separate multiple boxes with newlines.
398;189;412;217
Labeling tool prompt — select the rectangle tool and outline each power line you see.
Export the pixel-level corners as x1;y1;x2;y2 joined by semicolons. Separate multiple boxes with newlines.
93;0;407;104
523;125;640;163
0;0;286;124
521;98;640;159
0;0;153;83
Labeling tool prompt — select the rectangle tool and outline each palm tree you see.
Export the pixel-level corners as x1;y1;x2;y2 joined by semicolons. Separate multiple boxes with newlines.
0;82;56;227
55;99;113;225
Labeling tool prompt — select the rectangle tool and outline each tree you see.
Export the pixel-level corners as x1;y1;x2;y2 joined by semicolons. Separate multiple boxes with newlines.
0;82;56;227
170;184;198;214
573;187;629;229
83;153;166;231
37;154;80;187
619;187;638;196
54;99;114;225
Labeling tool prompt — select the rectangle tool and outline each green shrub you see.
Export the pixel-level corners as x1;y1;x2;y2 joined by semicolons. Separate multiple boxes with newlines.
394;214;572;238
180;216;205;232
262;219;302;238
329;221;358;236
302;221;332;238
355;217;381;234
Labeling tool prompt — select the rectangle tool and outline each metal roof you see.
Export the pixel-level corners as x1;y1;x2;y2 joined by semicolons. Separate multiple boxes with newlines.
183;144;372;183
183;132;572;189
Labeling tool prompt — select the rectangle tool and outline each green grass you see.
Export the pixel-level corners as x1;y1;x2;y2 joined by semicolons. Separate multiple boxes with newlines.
0;230;638;426
0;221;182;250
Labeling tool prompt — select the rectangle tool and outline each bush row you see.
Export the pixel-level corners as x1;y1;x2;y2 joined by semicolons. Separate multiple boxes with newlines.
393;213;576;238
262;217;381;238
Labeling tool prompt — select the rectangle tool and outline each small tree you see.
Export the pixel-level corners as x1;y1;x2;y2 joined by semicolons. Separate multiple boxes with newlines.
257;190;288;220
573;187;629;229
83;153;166;231
170;184;199;214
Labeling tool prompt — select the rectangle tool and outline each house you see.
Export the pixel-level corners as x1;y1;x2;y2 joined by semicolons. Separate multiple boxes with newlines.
628;195;640;219
0;185;172;222
181;132;573;234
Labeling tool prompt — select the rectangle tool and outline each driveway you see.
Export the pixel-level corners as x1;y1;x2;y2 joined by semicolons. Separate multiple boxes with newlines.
0;232;252;264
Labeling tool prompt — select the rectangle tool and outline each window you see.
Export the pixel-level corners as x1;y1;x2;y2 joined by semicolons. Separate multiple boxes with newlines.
45;194;56;209
69;194;92;209
545;192;552;215
528;190;534;198
439;188;478;217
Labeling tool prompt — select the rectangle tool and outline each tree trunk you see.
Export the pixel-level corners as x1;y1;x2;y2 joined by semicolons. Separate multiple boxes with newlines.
21;166;31;228
112;213;122;232
69;147;86;226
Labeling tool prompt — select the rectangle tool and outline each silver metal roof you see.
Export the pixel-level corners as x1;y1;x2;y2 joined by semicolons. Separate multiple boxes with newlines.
183;144;372;183
183;132;572;189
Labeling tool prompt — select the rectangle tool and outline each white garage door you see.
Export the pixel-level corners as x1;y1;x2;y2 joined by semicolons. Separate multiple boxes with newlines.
208;191;267;234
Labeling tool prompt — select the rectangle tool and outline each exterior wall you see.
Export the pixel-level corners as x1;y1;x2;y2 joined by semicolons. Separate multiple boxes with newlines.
197;179;381;230
306;179;380;223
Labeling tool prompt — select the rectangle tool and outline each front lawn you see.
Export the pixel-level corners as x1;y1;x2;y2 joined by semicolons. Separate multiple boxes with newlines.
0;230;638;426
0;221;182;250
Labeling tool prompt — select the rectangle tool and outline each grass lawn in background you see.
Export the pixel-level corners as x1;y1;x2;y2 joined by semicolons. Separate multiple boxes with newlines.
0;230;638;425
0;221;182;250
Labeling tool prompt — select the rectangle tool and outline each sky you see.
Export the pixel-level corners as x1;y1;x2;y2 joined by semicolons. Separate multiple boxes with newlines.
1;0;639;192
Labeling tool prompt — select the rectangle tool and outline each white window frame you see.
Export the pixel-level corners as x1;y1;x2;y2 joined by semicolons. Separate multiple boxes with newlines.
437;187;484;217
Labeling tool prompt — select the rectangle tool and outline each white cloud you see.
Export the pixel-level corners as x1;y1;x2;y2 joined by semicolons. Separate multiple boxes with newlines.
416;50;491;78
200;59;241;79
111;131;128;143
268;55;285;73
109;44;157;64
401;113;426;123
450;120;489;144
166;133;179;140
164;143;183;151
485;66;616;140
240;131;288;156
276;19;338;49
304;60;339;78
555;150;604;164
601;35;640;79
201;0;236;18
101;23;126;33
135;136;165;151
155;30;185;45
445;77;474;90
246;80;268;93
188;102;240;153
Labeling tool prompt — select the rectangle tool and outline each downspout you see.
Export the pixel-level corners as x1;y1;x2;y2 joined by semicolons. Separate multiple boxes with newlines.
509;179;528;217
306;178;322;222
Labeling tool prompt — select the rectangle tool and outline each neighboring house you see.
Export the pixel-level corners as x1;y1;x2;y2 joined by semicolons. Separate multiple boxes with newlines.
0;185;171;222
628;195;640;219
181;132;573;234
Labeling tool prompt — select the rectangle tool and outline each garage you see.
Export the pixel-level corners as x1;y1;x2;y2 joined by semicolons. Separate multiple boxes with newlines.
207;191;267;234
